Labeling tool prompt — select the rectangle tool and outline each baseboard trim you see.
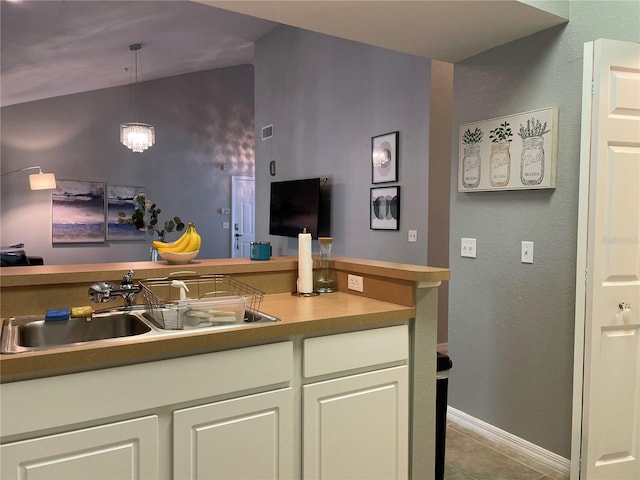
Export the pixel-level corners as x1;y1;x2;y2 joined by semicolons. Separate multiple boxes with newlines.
447;407;570;476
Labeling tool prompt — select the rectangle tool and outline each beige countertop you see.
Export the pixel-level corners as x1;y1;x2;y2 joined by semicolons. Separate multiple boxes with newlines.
0;256;449;383
0;292;414;383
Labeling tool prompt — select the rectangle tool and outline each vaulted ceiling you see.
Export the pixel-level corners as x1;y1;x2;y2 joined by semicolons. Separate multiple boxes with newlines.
1;0;568;107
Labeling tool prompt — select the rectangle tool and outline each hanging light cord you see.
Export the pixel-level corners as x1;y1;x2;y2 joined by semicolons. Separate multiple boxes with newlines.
129;43;142;122
120;43;155;153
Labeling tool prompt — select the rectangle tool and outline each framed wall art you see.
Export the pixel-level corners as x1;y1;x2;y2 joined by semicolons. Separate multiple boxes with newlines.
107;185;146;241
458;107;558;192
370;186;400;231
372;131;398;184
52;180;106;244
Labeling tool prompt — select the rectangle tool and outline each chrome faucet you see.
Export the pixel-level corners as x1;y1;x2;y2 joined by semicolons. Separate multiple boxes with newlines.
88;270;142;307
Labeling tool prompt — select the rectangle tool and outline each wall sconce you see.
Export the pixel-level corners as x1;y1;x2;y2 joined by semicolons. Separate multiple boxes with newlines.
1;166;57;190
120;43;155;153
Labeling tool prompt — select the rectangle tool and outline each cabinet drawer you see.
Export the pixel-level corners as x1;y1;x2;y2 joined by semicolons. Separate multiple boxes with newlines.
1;341;293;438
304;325;408;378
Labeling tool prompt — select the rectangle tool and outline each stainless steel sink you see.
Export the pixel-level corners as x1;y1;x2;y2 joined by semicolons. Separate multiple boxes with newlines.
1;307;280;354
1;311;152;354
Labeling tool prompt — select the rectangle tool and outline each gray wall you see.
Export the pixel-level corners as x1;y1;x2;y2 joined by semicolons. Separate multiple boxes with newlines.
254;26;431;264
448;1;640;458
1;65;254;264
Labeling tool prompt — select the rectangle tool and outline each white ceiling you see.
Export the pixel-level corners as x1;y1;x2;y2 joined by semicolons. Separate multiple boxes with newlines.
1;0;568;107
204;0;568;63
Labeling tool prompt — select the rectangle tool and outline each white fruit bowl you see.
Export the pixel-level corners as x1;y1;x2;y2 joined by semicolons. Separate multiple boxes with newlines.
158;250;199;264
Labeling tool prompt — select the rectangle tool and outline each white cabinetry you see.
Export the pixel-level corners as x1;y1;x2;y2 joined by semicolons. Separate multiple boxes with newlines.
1;416;158;480
173;388;294;480
1;342;293;480
302;325;409;480
1;325;411;480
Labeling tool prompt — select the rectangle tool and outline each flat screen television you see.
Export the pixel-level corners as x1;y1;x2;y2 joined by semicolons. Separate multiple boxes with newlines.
269;177;331;239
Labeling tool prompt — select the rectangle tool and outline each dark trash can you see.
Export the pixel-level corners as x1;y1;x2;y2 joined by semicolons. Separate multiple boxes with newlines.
435;352;453;480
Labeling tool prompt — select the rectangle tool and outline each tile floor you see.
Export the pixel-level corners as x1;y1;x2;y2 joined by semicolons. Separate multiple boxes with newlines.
444;420;570;480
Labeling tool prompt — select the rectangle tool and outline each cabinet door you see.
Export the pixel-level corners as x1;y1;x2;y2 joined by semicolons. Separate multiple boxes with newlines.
303;366;408;480
1;415;158;480
174;388;294;480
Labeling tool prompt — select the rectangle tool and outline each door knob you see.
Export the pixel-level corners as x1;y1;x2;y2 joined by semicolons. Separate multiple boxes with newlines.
619;302;632;312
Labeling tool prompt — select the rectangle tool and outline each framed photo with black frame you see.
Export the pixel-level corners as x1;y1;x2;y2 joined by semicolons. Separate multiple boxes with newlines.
370;186;400;231
371;131;399;184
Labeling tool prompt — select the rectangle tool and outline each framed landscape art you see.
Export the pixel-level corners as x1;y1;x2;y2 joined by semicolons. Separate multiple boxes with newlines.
52;180;106;243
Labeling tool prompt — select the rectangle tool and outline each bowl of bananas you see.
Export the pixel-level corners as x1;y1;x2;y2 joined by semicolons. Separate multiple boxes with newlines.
158;249;200;264
153;222;202;264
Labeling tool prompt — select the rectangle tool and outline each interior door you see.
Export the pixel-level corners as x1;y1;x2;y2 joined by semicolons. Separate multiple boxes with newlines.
231;176;255;258
573;38;640;480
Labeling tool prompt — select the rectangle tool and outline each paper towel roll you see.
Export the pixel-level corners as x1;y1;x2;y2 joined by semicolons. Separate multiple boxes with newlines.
298;231;313;294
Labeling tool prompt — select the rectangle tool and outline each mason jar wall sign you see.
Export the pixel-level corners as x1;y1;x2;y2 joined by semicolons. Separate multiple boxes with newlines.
458;107;557;192
461;128;482;188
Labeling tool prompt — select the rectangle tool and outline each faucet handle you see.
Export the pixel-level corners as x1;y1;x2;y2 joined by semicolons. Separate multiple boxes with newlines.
122;270;135;285
88;282;114;303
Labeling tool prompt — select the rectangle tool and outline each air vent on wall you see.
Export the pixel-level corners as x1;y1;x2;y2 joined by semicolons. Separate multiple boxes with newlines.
262;124;273;140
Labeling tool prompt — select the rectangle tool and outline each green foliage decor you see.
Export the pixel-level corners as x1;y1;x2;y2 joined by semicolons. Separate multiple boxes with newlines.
518;117;550;139
118;193;185;242
489;121;513;143
462;127;483;145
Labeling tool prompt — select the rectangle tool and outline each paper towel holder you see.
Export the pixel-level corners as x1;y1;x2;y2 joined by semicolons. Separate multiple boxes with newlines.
292;227;319;297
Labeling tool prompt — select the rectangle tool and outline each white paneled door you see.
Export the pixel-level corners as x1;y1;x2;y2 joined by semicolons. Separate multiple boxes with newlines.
173;389;294;480
303;367;409;480
573;38;640;480
231;176;255;258
1;416;158;480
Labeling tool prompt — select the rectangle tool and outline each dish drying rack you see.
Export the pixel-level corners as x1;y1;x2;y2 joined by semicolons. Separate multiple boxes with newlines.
140;273;264;330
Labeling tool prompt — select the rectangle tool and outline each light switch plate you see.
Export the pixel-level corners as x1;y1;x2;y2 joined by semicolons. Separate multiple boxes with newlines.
521;241;534;263
461;238;477;258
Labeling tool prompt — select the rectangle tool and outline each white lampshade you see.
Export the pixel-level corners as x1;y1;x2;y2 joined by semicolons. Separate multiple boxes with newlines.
120;123;155;152
29;172;57;190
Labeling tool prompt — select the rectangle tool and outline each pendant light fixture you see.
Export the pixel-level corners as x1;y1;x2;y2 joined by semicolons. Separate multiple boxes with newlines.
120;44;155;153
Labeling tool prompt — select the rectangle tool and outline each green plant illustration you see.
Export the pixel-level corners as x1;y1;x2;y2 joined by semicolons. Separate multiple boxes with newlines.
462;127;483;145
489;121;513;143
518;117;550;139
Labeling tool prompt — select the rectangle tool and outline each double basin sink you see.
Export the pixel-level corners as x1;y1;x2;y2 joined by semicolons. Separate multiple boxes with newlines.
1;307;280;354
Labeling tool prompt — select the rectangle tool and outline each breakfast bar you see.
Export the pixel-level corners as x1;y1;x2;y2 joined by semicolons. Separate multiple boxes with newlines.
0;256;449;479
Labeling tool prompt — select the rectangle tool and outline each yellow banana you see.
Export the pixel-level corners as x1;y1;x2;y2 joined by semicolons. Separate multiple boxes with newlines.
183;225;201;253
152;239;171;249
161;225;191;251
155;223;197;253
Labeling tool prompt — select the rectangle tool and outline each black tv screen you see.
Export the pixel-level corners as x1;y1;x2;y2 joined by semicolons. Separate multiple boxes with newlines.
269;177;331;239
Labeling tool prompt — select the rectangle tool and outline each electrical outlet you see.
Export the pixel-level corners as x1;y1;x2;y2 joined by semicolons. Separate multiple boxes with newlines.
222;222;229;229
408;230;418;243
521;241;534;263
348;274;364;292
461;238;477;258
